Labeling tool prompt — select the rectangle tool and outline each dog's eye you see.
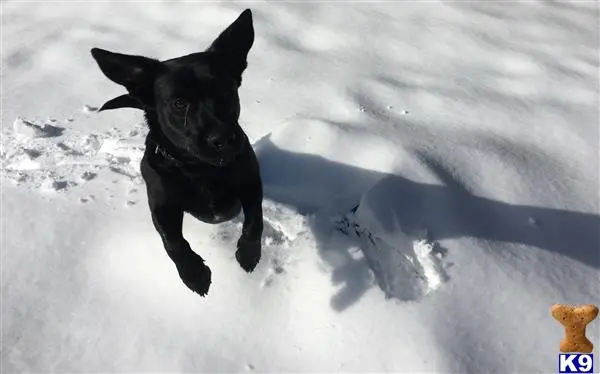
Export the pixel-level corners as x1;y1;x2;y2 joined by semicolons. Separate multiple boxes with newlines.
171;98;188;111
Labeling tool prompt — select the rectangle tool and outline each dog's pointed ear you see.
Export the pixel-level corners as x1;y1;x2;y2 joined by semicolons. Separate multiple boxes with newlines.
91;48;164;106
206;9;254;82
98;94;145;112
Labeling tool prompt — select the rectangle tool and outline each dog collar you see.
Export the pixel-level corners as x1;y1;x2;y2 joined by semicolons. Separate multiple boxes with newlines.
147;138;215;166
147;138;185;165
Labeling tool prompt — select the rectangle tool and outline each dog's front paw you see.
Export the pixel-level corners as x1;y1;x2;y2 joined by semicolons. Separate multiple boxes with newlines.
175;252;212;297
236;236;261;273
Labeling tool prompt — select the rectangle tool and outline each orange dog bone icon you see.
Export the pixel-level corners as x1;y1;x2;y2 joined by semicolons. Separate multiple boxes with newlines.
551;304;598;353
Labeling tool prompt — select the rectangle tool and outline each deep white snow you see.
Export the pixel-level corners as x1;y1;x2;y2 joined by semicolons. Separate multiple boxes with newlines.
2;2;599;373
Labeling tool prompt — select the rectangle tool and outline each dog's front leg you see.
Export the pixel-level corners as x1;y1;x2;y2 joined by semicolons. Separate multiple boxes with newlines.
235;175;264;273
150;203;212;296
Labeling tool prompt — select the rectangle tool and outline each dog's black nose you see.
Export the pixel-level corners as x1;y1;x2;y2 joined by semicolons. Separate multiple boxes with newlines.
207;132;237;151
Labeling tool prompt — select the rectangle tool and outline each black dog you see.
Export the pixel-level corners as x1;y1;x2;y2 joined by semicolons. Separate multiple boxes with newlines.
90;9;262;297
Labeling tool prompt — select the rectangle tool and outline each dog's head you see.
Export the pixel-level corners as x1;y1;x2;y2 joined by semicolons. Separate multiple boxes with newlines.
91;9;254;166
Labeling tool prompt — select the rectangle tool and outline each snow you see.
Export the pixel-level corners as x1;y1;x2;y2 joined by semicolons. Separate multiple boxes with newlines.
2;1;599;373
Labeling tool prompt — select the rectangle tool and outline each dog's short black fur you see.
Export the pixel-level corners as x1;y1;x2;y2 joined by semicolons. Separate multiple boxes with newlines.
90;9;263;297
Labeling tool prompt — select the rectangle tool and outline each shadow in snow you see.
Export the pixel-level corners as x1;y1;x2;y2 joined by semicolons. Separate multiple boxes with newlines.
256;139;600;312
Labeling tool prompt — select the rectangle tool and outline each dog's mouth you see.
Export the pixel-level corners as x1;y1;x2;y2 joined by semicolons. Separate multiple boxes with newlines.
183;128;245;167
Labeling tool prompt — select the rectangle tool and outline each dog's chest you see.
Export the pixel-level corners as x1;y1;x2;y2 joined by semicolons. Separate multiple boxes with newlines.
181;172;236;204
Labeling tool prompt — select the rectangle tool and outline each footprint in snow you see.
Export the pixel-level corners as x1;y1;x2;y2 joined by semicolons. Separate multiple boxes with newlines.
82;105;98;113
80;171;97;181
211;201;305;289
334;206;449;303
210;221;289;289
2;114;148;193
13;117;64;138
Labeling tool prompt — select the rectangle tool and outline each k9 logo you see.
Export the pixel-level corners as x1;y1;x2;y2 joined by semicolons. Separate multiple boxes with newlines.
558;354;594;373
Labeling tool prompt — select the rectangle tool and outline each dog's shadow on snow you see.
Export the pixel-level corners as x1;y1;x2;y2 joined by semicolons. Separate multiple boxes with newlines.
255;138;600;312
